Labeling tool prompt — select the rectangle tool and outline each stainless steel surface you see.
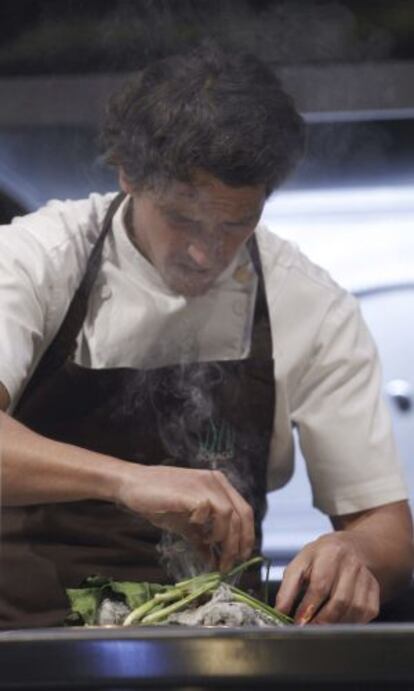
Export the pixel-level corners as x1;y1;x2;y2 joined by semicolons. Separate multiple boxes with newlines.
1;624;414;689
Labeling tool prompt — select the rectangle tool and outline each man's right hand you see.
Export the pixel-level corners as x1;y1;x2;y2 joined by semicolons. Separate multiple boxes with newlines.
1;387;255;574
116;464;255;573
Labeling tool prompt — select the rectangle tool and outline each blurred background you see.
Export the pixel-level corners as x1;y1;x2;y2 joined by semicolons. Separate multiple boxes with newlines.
0;0;413;575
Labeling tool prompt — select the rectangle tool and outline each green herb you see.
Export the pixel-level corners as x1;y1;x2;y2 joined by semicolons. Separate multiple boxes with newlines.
122;556;292;627
228;584;293;625
141;580;219;624
66;557;293;628
65;576;168;626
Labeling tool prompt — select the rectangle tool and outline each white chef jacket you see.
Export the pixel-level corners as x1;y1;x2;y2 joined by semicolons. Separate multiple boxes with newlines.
0;192;408;516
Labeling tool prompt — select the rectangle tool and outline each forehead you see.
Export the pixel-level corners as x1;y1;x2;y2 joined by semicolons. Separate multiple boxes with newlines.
153;171;265;216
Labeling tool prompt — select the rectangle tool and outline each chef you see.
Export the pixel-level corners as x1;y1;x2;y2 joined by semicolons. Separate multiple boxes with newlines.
0;42;412;629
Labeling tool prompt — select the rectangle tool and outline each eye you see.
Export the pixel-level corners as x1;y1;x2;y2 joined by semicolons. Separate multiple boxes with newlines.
165;211;198;227
173;215;192;225
223;222;254;235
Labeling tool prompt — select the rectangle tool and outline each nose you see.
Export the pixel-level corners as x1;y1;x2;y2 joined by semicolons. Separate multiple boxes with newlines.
187;242;216;269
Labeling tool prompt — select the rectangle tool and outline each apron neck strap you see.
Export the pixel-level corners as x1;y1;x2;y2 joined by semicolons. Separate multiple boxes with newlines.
247;234;274;361
35;192;126;377
77;192;127;300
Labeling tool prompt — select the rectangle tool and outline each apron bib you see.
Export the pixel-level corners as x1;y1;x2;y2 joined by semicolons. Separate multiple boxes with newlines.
1;193;276;628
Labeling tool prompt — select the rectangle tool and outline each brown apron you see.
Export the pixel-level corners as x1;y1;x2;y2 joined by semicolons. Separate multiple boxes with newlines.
1;193;276;628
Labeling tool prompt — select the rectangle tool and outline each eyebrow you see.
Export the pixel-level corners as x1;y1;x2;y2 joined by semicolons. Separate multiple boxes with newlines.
159;204;260;226
161;208;199;222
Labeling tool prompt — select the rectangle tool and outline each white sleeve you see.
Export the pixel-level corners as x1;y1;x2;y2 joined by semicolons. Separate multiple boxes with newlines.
0;199;98;408
291;291;408;516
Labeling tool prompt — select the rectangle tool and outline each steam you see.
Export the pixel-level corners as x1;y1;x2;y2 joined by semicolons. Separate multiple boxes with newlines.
157;533;206;582
155;359;256;580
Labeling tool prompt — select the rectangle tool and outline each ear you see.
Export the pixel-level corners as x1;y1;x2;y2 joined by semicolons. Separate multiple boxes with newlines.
118;168;134;195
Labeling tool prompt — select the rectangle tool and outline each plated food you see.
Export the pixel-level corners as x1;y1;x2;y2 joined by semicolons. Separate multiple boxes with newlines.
66;557;293;628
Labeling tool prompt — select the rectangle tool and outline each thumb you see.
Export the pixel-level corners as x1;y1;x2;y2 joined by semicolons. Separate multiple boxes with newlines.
189;499;213;528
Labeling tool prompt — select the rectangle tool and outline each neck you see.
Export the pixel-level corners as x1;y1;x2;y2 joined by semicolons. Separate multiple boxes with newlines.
124;198;150;262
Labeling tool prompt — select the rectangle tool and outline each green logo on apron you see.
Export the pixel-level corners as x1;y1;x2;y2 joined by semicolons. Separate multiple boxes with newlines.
196;419;235;466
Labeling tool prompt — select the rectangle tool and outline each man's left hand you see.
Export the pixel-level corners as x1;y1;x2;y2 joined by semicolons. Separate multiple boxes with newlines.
275;501;413;624
275;532;380;624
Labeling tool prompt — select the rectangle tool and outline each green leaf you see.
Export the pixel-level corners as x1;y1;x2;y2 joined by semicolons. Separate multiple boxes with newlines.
66;587;102;626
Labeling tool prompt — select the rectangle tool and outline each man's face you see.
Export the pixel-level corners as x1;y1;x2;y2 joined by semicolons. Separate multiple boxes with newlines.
123;171;266;297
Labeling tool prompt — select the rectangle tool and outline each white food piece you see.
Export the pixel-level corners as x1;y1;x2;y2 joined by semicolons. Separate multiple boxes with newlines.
96;598;131;626
165;584;280;627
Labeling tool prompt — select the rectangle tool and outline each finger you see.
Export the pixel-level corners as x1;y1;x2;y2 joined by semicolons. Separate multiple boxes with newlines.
199;492;236;552
186;471;241;571
275;554;309;616
180;517;209;543
360;579;380;623
189;499;214;530
294;551;339;624
194;543;218;571
174;512;223;571
208;504;233;547
336;573;380;624
311;562;358;624
220;502;247;572
213;471;255;560
189;482;240;569
189;497;231;548
187;501;225;566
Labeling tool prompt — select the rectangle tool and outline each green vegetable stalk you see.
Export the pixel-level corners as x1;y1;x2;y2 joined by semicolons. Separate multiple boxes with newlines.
66;557;293;627
122;556;293;627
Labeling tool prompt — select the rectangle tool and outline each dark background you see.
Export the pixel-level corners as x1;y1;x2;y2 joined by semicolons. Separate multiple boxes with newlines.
1;0;414;204
0;0;414;75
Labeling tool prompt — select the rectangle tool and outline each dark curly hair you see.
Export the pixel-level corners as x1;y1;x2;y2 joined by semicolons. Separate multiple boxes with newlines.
102;41;306;196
